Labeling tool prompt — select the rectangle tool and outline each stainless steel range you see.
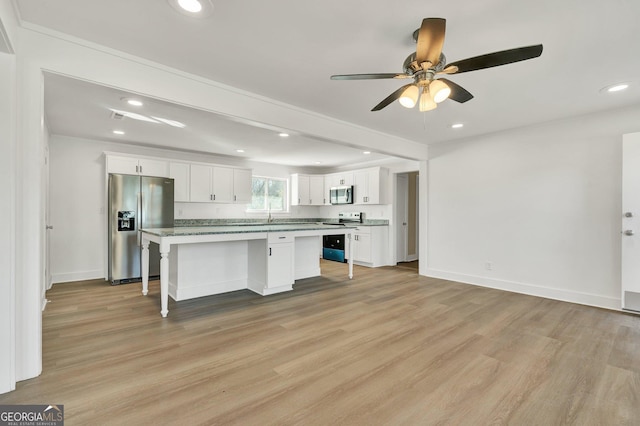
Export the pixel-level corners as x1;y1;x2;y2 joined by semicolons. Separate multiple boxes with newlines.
322;212;362;262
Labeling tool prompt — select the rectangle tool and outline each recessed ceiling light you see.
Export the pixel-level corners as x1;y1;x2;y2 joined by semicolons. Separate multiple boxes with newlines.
608;84;629;92
167;0;214;17
236;149;245;153
178;0;202;13
363;151;371;155
600;82;631;93
113;130;125;135
279;133;289;137
451;123;464;129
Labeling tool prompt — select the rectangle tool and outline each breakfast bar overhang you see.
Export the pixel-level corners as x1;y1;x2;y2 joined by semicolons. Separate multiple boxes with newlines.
140;224;355;317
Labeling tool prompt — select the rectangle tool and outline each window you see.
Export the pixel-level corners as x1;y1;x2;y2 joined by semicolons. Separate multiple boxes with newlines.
249;176;288;211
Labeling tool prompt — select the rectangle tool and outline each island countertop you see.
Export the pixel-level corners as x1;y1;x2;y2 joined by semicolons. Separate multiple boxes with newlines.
141;223;357;237
140;223;355;317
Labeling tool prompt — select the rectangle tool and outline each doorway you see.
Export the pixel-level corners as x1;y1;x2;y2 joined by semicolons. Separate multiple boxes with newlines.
622;132;640;311
396;171;419;265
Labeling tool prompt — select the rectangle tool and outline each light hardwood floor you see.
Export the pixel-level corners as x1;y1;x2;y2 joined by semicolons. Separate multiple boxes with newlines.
2;261;639;425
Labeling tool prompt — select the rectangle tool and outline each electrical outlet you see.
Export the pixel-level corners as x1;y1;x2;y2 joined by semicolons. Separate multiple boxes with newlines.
485;261;493;271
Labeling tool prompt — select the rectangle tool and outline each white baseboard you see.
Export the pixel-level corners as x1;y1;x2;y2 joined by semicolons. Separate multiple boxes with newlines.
51;269;104;284
424;268;621;311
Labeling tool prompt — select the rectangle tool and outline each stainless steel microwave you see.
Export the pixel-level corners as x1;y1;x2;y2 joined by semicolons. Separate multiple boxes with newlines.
329;185;353;205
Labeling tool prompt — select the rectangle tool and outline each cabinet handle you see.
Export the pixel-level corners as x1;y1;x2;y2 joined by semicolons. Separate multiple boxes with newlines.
309;199;312;204
269;247;272;256
298;198;301;204
140;166;142;174
135;165;139;173
234;195;237;201
213;194;216;201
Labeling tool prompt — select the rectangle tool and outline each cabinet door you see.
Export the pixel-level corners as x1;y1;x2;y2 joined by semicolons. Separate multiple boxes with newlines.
107;156;139;175
324;175;333;205
267;243;294;287
353;170;369;204
169;162;190;202
296;175;311;205
189;164;213;202
366;169;381;204
353;233;372;263
138;158;169;177
309;175;325;205
212;166;234;203
233;169;252;203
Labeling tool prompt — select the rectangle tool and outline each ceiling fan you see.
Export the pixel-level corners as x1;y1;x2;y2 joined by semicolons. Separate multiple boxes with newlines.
331;18;543;112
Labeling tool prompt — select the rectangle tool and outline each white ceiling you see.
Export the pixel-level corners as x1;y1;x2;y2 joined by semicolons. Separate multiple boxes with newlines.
16;0;640;165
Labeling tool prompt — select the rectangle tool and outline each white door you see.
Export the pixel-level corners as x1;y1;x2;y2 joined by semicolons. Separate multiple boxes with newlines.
396;174;408;263
621;132;640;311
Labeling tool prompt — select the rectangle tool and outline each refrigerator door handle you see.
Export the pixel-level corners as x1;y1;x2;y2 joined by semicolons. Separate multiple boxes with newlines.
137;191;142;247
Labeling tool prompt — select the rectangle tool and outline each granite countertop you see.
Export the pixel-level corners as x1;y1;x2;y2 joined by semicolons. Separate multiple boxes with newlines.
142;223;358;237
173;218;389;227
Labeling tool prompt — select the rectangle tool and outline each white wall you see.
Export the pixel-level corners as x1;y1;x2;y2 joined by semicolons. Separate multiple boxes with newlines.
0;50;16;393
426;104;640;309
49;135;327;283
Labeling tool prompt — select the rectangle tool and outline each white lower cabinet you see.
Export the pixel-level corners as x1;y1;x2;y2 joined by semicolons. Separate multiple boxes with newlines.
268;240;294;288
346;226;389;267
248;233;294;295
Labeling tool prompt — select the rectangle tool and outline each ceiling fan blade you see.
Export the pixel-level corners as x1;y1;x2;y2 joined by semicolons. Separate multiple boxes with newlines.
331;73;409;80
415;18;446;66
445;44;543;74
371;84;413;111
438;78;474;103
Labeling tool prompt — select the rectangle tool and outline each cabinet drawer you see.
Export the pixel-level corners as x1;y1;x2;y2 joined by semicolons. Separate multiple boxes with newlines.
354;226;372;234
268;233;294;243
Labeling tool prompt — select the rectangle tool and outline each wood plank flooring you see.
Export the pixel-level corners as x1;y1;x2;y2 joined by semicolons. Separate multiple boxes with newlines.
2;261;639;425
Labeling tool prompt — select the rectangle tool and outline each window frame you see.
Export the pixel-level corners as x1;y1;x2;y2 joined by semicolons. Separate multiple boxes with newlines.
246;175;290;213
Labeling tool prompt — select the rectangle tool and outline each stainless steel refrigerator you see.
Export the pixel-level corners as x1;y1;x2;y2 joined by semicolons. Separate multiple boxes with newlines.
108;174;174;284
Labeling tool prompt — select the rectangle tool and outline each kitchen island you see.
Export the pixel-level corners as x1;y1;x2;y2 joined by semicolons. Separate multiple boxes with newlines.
141;224;354;317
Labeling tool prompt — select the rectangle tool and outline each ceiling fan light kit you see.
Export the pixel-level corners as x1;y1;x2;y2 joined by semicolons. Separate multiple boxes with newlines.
419;88;437;112
331;18;543;113
399;85;419;108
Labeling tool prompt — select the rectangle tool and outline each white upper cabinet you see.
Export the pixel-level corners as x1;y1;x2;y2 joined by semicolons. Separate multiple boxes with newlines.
291;174;325;206
169;162;190;202
190;164;252;203
189;164;214;202
309;175;325;205
353;167;388;205
291;174;310;206
107;154;252;204
326;172;354;188
107;155;169;178
212;166;234;203
233;168;252;204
